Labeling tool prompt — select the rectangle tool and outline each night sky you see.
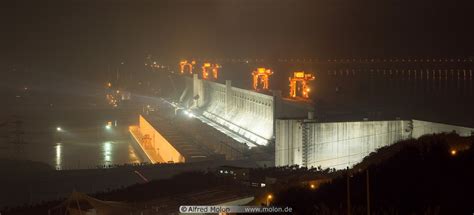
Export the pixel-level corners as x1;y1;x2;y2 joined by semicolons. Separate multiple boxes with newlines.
1;0;473;84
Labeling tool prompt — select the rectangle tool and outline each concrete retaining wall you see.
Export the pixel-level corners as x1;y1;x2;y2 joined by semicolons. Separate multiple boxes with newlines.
412;120;474;138
139;115;185;163
276;119;473;169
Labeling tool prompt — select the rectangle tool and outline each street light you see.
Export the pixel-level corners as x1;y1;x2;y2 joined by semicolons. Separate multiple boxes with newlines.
56;127;62;132
266;194;273;206
105;121;113;130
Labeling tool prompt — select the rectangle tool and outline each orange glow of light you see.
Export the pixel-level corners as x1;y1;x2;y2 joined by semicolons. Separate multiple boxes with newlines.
201;63;221;80
294;71;305;78
265;194;273;206
179;60;195;74
289;71;315;99
252;68;273;90
451;150;457;156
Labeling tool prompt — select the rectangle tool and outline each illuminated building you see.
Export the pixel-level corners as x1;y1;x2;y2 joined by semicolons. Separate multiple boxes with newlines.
252;68;273;90
289;71;315;99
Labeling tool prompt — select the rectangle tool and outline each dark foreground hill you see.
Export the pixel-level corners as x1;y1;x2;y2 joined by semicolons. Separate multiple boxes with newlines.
274;133;474;214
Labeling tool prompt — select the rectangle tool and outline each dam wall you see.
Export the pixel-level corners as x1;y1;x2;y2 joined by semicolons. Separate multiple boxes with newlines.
276;119;474;169
201;80;274;144
412;120;474;138
138;115;185;163
183;74;313;145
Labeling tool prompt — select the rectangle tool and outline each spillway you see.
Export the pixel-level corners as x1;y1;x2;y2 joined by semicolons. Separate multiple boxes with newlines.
180;74;313;146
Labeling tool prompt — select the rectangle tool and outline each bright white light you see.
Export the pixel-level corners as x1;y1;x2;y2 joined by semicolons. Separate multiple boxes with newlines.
184;109;193;117
103;142;112;163
56;127;62;131
105;125;112;130
183;110;195;118
55;143;62;170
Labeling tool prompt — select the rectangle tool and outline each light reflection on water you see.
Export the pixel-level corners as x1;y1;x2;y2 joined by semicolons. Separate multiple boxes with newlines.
128;144;140;164
45;121;144;169
55;143;61;170
0;93;148;170
49;138;143;170
103;141;112;164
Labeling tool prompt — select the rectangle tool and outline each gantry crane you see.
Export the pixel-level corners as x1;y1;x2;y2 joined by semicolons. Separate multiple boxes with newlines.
179;60;196;74
289;71;315;99
252;68;273;90
201;63;221;80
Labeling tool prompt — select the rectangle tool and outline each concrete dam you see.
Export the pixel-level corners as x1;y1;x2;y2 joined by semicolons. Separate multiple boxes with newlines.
180;74;313;146
179;74;473;169
131;69;473;168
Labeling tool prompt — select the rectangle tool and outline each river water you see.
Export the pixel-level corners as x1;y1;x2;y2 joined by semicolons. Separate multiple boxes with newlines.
0;90;149;170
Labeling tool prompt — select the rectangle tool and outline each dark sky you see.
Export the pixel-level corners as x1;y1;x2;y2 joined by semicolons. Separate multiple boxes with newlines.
1;0;473;84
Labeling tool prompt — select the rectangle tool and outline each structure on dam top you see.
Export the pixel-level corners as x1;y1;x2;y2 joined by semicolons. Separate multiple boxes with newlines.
252;68;273;91
201;62;221;80
179;60;196;74
289;71;315;99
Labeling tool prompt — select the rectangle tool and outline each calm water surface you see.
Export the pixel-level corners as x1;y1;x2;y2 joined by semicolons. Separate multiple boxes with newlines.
0;94;147;169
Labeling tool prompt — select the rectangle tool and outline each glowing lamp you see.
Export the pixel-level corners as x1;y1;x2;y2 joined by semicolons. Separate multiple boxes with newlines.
294;72;305;78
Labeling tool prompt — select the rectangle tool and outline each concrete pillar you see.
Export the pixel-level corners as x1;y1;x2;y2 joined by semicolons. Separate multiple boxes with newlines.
193;74;205;108
192;74;199;107
272;90;282;118
225;80;232;117
272;90;282;137
308;111;315;120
